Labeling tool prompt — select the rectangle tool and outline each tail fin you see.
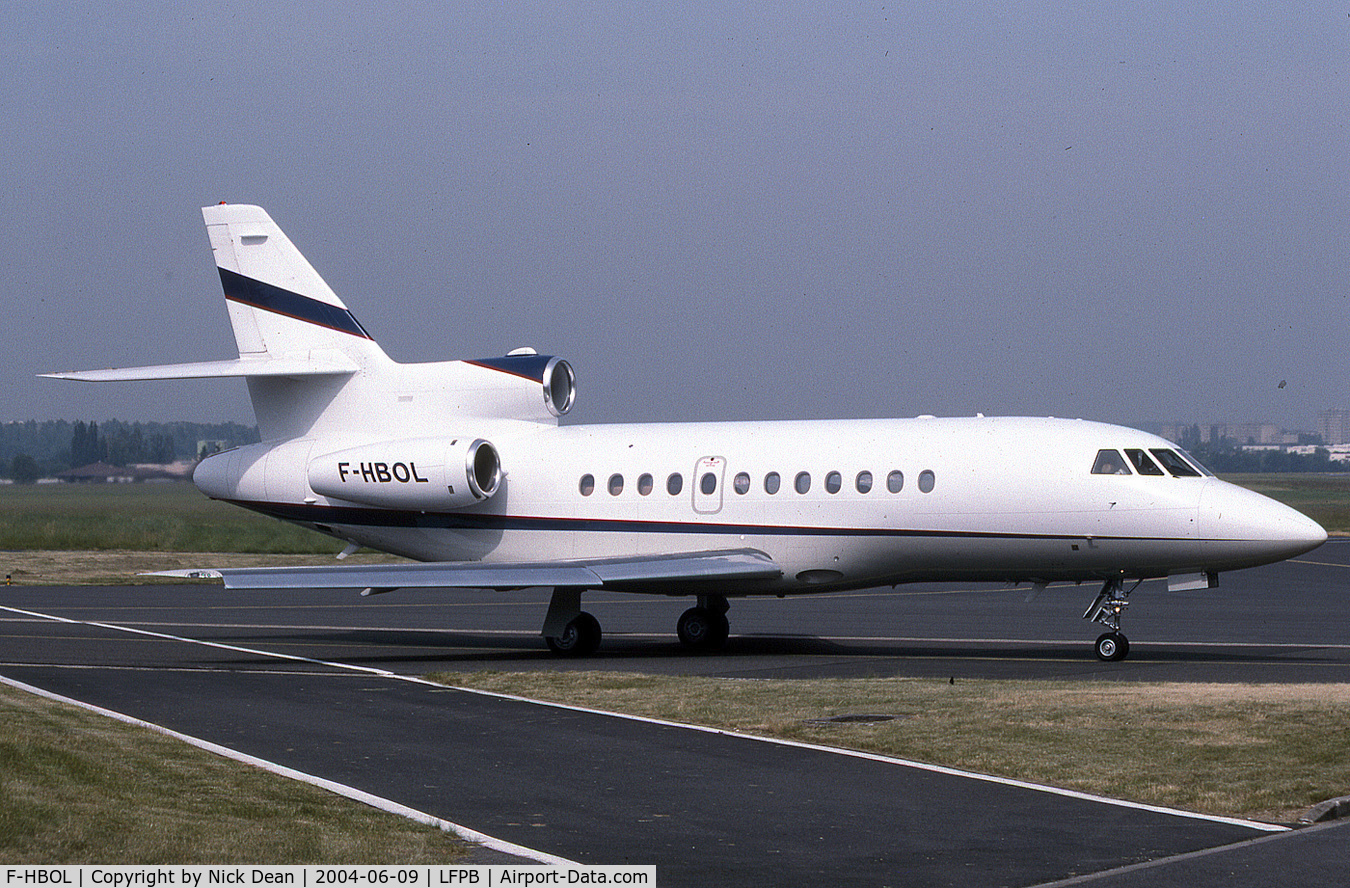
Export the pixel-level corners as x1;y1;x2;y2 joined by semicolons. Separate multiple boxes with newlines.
203;204;388;368
44;205;392;442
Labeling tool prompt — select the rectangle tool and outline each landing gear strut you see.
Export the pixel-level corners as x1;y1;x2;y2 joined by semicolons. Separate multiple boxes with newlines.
677;595;730;652
1083;577;1140;662
542;587;602;657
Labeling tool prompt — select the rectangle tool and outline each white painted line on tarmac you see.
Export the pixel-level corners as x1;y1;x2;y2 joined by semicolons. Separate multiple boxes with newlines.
9;609;1350;651
1289;558;1350;568
0;672;575;867
5;603;1290;836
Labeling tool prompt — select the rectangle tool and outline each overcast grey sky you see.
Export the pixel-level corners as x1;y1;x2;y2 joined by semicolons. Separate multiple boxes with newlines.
3;3;1346;429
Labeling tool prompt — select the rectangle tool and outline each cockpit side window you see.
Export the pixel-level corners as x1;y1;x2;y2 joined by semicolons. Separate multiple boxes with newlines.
1091;449;1131;475
1150;448;1201;477
1124;448;1165;476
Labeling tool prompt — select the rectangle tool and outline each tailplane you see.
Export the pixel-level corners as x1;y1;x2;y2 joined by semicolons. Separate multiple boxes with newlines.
43;205;392;440
44;204;567;443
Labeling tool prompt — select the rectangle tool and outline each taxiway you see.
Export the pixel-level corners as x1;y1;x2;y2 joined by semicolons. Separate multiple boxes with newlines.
2;541;1348;885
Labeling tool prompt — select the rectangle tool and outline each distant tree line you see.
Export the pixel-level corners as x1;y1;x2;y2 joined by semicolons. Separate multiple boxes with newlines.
69;420;176;466
1;419;260;480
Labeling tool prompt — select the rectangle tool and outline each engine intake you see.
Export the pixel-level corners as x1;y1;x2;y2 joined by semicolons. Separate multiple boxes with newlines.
308;437;501;509
462;353;576;420
543;356;576;417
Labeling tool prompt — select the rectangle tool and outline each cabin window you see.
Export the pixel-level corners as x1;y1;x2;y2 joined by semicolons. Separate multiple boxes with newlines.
579;474;595;496
733;472;751;494
856;471;873;493
825;471;842;494
667;473;683;495
1091;450;1131;475
918;470;936;493
1125;449;1164;476
795;472;812;494
765;472;781;494
700;472;718;495
1150;448;1201;477
608;474;624;495
887;470;904;493
638;473;654;495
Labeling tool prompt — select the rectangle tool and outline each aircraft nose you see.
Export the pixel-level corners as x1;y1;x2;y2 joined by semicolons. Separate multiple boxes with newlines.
1198;480;1327;567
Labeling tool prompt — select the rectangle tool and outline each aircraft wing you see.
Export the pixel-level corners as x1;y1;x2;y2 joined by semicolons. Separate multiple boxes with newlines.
150;548;782;592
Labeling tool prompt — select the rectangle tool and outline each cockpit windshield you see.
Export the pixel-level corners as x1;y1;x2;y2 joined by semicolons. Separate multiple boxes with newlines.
1149;448;1202;477
1094;446;1212;478
1124;449;1165;476
1176;447;1214;476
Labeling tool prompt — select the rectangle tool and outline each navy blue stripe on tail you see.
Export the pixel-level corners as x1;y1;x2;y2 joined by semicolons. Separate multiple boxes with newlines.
464;354;554;383
219;268;372;339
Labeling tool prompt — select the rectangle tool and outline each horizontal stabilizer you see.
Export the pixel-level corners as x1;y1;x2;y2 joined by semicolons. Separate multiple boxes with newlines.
41;356;359;382
147;549;782;592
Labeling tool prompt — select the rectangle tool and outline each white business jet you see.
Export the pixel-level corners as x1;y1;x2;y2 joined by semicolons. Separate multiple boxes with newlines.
45;204;1327;661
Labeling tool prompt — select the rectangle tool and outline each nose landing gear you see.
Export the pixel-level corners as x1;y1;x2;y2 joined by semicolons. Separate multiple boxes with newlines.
1084;577;1139;662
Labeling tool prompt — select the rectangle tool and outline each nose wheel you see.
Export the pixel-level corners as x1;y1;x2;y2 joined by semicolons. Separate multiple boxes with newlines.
1084;578;1139;662
1094;631;1129;662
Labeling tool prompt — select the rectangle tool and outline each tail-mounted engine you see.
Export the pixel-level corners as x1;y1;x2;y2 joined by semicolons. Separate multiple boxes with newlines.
308;437;501;509
462;353;575;420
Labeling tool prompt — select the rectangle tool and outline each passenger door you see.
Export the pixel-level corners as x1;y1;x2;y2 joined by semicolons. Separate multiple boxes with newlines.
692;455;726;514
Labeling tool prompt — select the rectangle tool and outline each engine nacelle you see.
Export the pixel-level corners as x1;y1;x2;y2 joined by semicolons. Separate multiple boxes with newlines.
461;353;576;420
308;437;501;509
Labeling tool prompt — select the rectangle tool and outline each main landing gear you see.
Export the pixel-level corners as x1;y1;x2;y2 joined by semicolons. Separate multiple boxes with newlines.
541;588;732;656
542;588;602;657
677;595;730;652
1083;577;1140;662
545;611;602;656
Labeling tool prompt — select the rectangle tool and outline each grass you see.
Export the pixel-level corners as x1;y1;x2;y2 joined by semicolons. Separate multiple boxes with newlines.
0;483;340;553
1222;473;1350;533
0;684;470;863
430;670;1350;824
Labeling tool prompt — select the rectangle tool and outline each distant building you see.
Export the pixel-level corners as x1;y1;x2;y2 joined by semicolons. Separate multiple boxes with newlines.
1318;409;1350;446
197;440;228;459
1224;422;1279;445
1154;421;1310;446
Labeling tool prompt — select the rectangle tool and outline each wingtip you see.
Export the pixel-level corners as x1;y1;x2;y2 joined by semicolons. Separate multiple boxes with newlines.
141;569;224;580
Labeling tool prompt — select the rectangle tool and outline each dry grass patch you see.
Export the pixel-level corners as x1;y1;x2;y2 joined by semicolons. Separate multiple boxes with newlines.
431;671;1350;824
1;550;409;585
0;684;470;863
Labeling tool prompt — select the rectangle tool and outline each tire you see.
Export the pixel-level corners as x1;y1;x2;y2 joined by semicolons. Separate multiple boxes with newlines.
545;612;602;657
678;607;729;651
1094;631;1129;662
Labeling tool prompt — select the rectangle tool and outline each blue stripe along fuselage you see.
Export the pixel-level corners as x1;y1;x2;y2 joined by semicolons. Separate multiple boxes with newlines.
218;268;372;339
222;497;1186;544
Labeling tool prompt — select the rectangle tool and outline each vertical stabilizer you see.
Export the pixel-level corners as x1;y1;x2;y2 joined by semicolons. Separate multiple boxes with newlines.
202;204;391;441
203;204;387;367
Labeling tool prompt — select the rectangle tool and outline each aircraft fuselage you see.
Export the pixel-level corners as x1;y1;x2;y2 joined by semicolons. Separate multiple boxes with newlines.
49;204;1327;660
194;414;1324;597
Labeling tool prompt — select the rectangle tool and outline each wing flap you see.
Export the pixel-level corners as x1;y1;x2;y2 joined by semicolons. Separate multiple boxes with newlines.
149;549;781;592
